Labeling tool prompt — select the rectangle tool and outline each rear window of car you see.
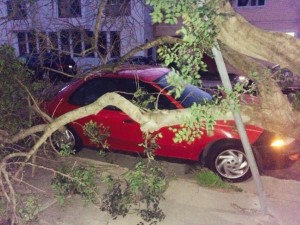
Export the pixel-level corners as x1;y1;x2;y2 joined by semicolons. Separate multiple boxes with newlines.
68;77;177;110
155;73;212;108
69;78;118;106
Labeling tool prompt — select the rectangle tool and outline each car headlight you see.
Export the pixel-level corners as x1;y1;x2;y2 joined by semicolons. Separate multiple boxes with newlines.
270;137;294;148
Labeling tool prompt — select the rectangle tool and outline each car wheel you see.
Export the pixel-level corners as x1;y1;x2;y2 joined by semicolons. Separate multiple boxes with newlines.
50;128;82;153
206;143;252;182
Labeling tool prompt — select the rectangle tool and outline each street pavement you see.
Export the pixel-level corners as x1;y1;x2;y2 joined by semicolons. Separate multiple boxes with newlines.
37;148;300;225
38;169;300;225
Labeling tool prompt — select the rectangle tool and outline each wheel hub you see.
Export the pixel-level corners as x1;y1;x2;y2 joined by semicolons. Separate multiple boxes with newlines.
215;149;249;179
51;129;76;150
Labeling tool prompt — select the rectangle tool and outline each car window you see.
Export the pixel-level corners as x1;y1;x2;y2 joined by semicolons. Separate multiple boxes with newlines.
69;78;118;106
69;77;177;110
155;74;212;108
115;79;177;110
178;84;212;108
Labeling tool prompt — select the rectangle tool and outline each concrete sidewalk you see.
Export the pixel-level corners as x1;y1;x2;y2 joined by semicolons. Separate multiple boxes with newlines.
238;176;300;225
38;176;300;225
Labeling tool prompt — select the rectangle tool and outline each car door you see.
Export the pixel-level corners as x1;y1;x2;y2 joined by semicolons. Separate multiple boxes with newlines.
68;76;195;159
91;77;146;153
108;78;196;159
68;77;143;152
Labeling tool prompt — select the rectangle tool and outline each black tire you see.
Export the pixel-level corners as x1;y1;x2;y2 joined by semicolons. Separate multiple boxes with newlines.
50;127;82;153
205;142;252;183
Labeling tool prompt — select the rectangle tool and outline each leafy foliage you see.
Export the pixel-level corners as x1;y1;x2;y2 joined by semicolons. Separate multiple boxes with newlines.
58;143;76;157
0;44;48;134
18;195;40;222
170;83;243;143
139;132;162;160
101;162;167;224
51;166;98;205
83;120;110;149
145;0;242;143
132;88;157;110
148;0;221;88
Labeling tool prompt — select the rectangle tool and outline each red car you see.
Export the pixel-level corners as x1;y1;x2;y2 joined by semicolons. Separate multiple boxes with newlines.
43;66;300;182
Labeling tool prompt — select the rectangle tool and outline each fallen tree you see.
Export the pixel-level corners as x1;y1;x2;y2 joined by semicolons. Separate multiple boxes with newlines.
1;0;300;223
217;0;300;137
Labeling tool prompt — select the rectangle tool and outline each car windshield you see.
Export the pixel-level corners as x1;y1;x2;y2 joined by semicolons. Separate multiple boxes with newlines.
155;73;212;108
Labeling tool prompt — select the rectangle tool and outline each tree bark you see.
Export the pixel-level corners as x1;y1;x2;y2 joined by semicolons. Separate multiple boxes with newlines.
218;1;300;75
222;44;300;137
212;1;300;138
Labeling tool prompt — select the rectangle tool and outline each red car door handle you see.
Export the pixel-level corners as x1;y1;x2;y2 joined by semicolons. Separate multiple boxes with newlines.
123;119;134;124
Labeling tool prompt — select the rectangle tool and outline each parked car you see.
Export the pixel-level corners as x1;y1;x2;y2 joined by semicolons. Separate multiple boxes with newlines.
269;65;300;94
18;52;77;83
199;70;243;88
164;59;251;91
43;66;300;182
107;56;157;65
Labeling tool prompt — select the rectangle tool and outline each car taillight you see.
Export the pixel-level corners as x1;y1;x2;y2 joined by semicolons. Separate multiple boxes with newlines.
288;153;300;161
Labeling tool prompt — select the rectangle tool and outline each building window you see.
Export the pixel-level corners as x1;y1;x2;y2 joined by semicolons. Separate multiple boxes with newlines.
16;30;111;58
61;29;99;57
7;0;27;20
37;32;48;53
17;32;26;55
237;0;265;7
60;30;70;51
83;31;109;58
71;30;82;56
17;31;38;55
28;31;37;53
105;0;131;17
98;31;107;57
49;32;59;51
83;30;94;57
58;0;81;18
110;31;120;57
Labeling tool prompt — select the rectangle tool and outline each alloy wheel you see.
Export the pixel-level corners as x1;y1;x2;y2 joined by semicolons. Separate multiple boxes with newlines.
215;149;250;179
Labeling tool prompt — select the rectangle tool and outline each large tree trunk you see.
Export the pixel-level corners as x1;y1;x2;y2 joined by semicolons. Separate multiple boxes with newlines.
215;0;300;138
218;1;300;75
222;45;300;137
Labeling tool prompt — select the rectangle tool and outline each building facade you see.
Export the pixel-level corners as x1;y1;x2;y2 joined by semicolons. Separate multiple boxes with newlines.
232;0;300;37
0;1;298;69
0;0;154;69
154;1;300;38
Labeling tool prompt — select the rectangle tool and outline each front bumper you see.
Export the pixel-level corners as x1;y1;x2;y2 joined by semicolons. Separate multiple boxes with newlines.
253;131;300;170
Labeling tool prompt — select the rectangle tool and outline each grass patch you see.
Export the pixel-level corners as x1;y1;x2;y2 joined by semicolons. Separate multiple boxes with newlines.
195;169;242;192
